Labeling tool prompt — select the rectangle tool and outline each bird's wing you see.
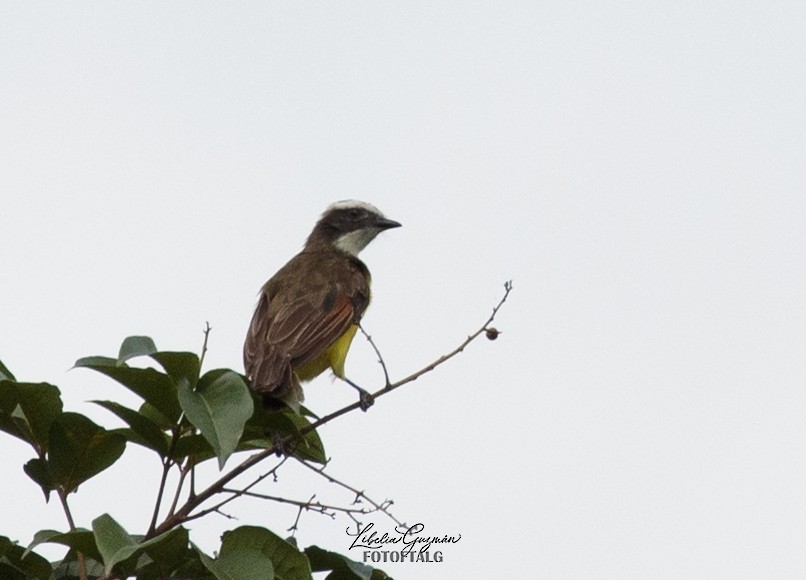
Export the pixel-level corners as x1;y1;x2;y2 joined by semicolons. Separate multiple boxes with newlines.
244;254;370;396
266;289;361;369
244;292;291;393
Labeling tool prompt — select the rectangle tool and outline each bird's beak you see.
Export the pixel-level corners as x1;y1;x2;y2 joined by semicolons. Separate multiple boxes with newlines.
375;217;402;230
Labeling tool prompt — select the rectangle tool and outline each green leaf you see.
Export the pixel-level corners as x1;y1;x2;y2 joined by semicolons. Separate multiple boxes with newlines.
88;516;190;578
244;527;311;580
26;528;102;563
178;369;253;469
0;381;63;456
52;554;105;580
197;526;310;580
150;351;201;391
93;514;138;576
304;545;380;580
92;400;169;456
0;563;25;580
48;413;126;494
139;526;190;573
246;408;326;464
299;404;320;420
92;513;180;577
163;547;216;580
171;433;215;461
108;427;152;451
196;545;244;580
74;359;181;424
0;360;15;381
0;535;53;580
289;416;325;464
23;457;55;502
118;336;158;365
138;401;174;429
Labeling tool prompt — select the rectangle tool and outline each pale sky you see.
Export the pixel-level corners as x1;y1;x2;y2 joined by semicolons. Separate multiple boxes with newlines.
2;3;806;578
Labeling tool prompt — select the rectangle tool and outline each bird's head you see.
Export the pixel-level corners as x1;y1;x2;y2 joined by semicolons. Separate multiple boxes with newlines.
307;200;401;255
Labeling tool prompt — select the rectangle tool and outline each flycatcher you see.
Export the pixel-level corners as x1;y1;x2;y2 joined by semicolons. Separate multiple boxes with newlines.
243;200;401;411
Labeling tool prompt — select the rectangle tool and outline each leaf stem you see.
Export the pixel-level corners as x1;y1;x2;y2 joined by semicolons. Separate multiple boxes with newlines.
58;489;88;580
147;459;172;536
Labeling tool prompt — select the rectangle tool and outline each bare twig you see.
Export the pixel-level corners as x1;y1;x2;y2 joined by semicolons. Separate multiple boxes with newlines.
166;461;192;518
199;322;212;369
287;498;309;535
297;459;406;530
147;447;276;538
378;280;512;396
147;460;173;536
173;456;288;527
213;508;237;521
218;487;381;535
358;325;391;386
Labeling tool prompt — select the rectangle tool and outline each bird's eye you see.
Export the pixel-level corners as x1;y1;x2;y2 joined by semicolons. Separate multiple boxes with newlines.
349;208;363;219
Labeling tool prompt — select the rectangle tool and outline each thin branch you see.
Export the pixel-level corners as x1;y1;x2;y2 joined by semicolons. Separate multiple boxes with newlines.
182;457;288;524
185;322;213;503
199;322;212;369
166;461;192;518
379;280;512;395
147;446;276;537
213;508;237;521
296;281;513;436
358;325;391;386
212;488;369;535
296;459;405;529
146;459;173;536
288;499;308;535
222;488;375;521
146;281;512;539
148;405;197;531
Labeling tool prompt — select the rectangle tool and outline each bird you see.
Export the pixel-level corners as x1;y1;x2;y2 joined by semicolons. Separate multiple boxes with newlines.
243;200;401;412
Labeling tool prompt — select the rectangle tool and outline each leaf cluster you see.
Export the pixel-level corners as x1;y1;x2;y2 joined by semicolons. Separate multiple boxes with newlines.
0;337;387;580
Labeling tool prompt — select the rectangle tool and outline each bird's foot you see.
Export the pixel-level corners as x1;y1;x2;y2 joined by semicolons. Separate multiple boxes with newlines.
270;433;294;457
344;378;375;412
357;388;375;412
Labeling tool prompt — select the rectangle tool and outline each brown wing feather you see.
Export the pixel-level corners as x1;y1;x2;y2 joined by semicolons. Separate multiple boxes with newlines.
243;292;290;393
243;250;370;400
267;292;355;369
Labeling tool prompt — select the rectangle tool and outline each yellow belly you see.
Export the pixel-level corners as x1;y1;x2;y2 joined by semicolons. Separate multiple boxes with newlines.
295;325;358;382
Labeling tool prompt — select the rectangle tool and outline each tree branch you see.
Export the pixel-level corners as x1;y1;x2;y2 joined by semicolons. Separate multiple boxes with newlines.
297;459;405;529
146;281;512;539
182;456;288;524
166;460;192;518
146;459;173;536
296;280;513;435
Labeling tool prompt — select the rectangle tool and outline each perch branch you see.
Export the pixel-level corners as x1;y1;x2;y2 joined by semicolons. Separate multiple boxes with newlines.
296;281;513;434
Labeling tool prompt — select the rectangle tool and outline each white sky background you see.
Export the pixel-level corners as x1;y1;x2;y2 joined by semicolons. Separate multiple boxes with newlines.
2;2;806;578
